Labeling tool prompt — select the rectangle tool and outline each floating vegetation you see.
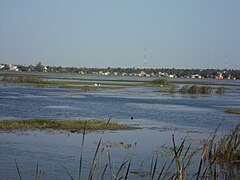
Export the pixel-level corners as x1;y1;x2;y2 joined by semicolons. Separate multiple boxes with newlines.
224;109;240;115
0;119;132;131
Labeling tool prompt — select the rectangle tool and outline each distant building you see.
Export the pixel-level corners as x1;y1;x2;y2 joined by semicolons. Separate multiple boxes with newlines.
0;64;5;69
215;73;224;80
9;64;19;71
191;74;202;79
104;72;110;76
215;75;224;80
139;71;146;76
78;71;85;75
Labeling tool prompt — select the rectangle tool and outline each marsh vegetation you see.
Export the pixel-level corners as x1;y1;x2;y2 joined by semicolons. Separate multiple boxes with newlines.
179;85;226;94
0;119;132;131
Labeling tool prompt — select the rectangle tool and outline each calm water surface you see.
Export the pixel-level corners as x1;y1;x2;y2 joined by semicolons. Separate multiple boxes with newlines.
0;77;239;179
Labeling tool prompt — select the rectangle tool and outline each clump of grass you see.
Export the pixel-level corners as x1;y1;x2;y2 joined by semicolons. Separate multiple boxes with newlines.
224;109;240;115
149;79;175;88
180;85;213;94
0;119;132;131
2;76;44;84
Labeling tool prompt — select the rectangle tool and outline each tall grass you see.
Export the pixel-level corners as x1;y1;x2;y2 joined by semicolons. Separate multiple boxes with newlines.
209;126;240;164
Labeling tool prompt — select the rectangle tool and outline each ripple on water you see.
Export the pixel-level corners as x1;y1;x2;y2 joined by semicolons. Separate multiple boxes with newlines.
43;105;81;110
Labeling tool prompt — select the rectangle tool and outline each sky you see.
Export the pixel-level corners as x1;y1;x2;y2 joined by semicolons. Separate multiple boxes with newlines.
0;0;239;69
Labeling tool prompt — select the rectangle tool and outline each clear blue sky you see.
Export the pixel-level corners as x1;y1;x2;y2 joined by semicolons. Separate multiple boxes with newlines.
0;0;239;69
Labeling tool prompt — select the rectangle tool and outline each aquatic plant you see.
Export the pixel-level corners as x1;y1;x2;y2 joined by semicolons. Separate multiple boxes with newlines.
209;126;240;164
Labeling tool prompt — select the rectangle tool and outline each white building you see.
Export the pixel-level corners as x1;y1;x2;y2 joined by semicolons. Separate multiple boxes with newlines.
9;64;19;71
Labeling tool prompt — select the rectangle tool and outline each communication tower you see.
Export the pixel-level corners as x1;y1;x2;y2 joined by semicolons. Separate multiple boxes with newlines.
143;47;147;68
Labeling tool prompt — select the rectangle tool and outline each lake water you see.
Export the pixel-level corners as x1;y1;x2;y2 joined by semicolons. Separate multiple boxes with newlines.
0;75;239;179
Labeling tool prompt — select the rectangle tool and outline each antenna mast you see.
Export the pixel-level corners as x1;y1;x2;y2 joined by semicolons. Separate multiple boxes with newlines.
143;47;147;68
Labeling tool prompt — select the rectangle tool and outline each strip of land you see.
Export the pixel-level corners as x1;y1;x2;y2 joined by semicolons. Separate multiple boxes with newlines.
0;119;133;132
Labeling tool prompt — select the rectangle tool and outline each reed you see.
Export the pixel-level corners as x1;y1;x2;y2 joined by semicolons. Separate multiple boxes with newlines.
209;126;240;165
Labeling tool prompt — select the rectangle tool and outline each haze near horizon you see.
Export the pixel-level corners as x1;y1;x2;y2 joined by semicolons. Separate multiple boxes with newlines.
0;0;239;69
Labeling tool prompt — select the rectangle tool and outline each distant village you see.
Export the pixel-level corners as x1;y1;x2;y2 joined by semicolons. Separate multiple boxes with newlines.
0;62;240;80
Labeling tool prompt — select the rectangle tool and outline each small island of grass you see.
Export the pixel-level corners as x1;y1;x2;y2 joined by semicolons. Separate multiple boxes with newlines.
0;119;133;132
224;109;240;115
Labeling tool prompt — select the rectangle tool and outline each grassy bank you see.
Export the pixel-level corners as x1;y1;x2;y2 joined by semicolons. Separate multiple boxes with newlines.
0;119;132;131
